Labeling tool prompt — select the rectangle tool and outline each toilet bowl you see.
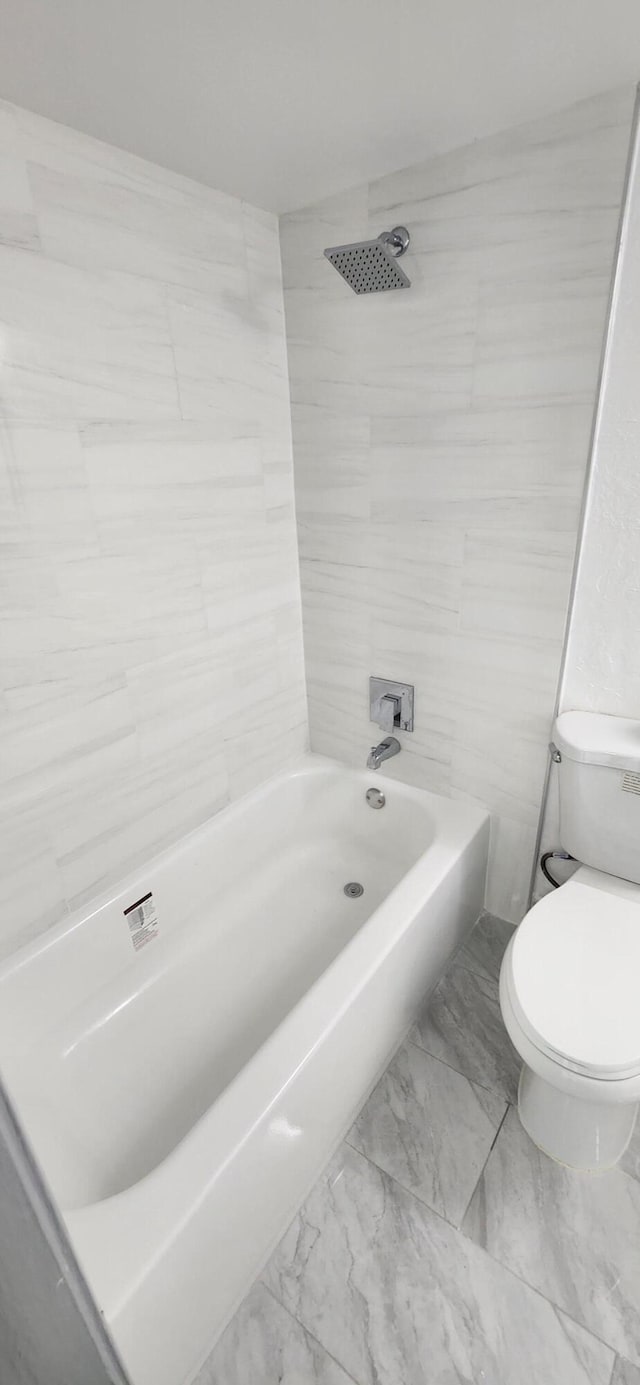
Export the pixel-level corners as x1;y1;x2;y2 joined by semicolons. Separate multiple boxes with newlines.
500;867;640;1170
500;709;640;1172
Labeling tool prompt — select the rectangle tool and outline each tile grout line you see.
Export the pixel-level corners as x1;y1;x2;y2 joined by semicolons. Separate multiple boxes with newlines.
402;1030;513;1103
356;926;624;1353
259;1280;366;1385
343;1135;496;1242
453;954;508;983
452;1140;629;1367
407;1030;516;1104
450;1096;637;1364
334;1138;622;1371
345;1080;510;1239
456;1099;512;1229
343;1132;460;1229
409;916;520;1103
456;1183;625;1368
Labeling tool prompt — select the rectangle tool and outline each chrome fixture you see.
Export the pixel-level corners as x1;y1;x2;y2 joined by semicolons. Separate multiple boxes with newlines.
366;786;386;809
343;881;364;898
367;736;401;771
549;742;562;763
324;227;411;294
370;676;414;734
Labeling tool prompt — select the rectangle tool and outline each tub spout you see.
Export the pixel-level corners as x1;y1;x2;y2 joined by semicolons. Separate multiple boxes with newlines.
367;736;401;771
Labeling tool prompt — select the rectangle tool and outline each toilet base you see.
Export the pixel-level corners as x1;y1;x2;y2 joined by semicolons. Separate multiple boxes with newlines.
518;1065;638;1172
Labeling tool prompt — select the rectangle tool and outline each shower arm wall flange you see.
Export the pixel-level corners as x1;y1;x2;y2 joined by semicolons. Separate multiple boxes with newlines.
377;226;410;257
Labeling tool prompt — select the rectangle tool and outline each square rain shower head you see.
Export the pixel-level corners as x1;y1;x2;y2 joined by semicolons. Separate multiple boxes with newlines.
324;228;411;294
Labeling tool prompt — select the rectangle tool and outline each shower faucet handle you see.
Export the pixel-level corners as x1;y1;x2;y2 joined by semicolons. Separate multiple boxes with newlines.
372;693;399;734
369;677;414;734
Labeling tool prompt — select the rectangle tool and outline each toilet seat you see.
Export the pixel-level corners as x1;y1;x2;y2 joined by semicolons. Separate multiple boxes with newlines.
505;878;640;1082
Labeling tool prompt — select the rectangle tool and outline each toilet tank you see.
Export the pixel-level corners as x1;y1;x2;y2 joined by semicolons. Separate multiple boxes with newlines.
554;711;640;884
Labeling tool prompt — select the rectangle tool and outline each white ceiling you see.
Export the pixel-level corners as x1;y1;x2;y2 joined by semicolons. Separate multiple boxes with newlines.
1;0;640;213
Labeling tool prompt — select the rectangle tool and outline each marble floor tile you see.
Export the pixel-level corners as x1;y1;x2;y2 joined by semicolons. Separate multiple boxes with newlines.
463;1105;640;1365
196;1283;358;1385
613;1358;640;1385
412;960;521;1102
348;1040;507;1225
456;910;516;982
263;1142;614;1385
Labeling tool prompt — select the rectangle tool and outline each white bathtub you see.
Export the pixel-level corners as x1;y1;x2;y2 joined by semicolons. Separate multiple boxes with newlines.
0;755;488;1385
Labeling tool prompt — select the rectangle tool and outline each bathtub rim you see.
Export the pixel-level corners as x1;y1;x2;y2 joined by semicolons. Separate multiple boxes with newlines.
0;752;444;988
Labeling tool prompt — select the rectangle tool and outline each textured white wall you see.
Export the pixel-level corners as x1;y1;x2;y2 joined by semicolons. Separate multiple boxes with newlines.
0;101;307;958
561;99;640;718
281;86;634;923
533;94;640;895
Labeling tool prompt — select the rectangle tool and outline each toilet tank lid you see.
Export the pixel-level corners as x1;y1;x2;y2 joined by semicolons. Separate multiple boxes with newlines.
554;710;640;770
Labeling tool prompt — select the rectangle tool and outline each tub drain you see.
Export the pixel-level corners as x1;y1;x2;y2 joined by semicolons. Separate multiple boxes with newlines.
344;881;364;898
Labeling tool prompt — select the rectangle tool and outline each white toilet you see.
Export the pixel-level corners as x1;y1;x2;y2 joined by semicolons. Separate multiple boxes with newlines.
500;709;640;1172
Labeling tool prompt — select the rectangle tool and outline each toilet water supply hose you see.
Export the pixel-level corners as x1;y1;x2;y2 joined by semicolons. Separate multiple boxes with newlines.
540;850;575;889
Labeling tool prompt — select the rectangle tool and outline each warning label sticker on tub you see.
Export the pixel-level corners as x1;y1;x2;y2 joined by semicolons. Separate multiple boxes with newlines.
124;892;159;952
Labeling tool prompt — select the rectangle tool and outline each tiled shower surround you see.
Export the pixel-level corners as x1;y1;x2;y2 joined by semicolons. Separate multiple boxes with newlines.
281;84;635;922
0;84;636;954
0;100;307;957
202;914;640;1385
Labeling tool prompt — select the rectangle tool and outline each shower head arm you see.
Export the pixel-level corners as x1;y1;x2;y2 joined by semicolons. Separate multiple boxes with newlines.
377;226;410;258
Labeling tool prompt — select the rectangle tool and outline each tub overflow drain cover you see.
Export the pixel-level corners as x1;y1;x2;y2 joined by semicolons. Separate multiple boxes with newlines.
344;881;364;898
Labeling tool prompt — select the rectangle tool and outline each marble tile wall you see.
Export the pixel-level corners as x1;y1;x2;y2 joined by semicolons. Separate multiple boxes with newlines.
280;85;634;922
0;100;307;957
